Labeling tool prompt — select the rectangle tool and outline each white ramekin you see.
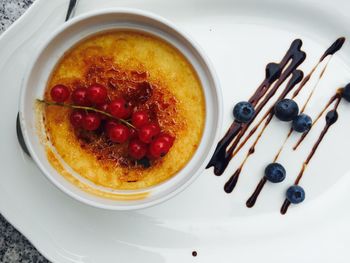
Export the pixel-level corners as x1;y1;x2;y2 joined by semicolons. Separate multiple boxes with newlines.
19;8;222;210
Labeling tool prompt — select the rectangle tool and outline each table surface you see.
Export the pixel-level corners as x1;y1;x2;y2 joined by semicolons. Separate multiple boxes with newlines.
0;1;49;262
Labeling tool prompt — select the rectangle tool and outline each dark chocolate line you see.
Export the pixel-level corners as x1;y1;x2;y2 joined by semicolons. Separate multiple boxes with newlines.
224;168;241;193
280;199;291;215
281;93;342;215
243;39;345;208
292;70;313;98
207;39;306;176
232;70;305;159
208;38;346;177
320;37;345;62
246;177;267;208
225;70;304;192
293;91;341;150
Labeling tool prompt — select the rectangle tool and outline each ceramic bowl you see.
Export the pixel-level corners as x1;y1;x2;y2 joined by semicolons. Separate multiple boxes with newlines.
19;8;222;210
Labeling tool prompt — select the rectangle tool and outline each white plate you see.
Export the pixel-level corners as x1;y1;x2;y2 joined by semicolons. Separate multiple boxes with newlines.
1;0;350;262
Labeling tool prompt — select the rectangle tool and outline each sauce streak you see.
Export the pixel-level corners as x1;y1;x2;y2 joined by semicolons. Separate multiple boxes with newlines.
281;92;342;214
205;37;345;209
207;37;345;212
224;70;304;193
208;37;345;177
207;39;306;176
245;41;343;206
320;37;346;62
246;177;267;208
293;91;342;150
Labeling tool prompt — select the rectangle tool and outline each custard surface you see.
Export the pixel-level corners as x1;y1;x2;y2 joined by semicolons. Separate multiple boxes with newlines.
43;31;205;190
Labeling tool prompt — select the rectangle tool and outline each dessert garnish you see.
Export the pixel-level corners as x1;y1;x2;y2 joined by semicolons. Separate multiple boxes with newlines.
38;81;175;165
207;37;347;214
264;163;286;183
233;101;255;123
274;99;299;122
291;114;312;133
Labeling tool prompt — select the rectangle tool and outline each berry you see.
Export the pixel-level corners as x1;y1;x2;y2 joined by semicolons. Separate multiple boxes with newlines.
274;99;299;122
326;110;338;125
292;114;312;133
108;98;131;119
128;139;147;160
286;185;305;204
131;110;150;128
149;137;171;158
50;84;70;102
82;112;101;131
157;133;175;147
264;163;286;183
87;84;107;104
233;101;255;123
138;123;160;143
72;87;90;106
70;110;84;128
104;120;118;132
129;128;138;139
107;124;130;143
342;83;350;102
97;103;109;120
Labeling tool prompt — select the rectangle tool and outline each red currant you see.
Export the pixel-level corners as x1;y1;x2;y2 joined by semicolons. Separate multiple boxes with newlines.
108;98;131;119
50;84;70;102
138;123;160;143
131;110;150;128
107;124;130;143
104;120;118;132
149;137;171;158
158;133;175;147
82;112;101;131
129;128;138;139
70;110;85;128
128;139;147;160
72;87;90;106
97;102;109;120
87;84;107;104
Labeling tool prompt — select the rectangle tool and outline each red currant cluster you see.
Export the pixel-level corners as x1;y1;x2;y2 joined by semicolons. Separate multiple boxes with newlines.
49;83;175;161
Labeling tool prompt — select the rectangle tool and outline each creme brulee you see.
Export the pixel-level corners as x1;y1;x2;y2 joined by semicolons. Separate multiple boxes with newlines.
42;30;205;191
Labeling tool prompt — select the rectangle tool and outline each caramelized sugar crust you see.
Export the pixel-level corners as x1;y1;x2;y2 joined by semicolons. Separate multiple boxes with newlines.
43;31;205;190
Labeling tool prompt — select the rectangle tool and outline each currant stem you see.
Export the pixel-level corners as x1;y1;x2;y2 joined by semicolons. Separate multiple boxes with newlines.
36;99;135;128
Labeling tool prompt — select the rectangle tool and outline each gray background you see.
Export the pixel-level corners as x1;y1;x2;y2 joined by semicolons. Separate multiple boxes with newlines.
1;1;49;262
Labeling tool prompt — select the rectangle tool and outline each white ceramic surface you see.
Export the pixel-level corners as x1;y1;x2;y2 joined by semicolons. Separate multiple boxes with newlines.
1;0;350;262
19;9;222;210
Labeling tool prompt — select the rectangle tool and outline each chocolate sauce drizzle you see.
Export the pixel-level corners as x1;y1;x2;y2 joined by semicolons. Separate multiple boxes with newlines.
205;36;345;213
280;92;342;215
293;91;342;150
320;37;346;62
245;38;345;207
224;70;304;193
208;37;345;177
207;39;306;176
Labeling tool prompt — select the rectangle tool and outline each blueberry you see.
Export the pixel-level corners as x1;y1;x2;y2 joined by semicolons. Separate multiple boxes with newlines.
342;83;350;102
264;163;286;183
292;114;312;133
274;99;299;122
326;110;338;125
233;101;255;123
286;185;305;204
